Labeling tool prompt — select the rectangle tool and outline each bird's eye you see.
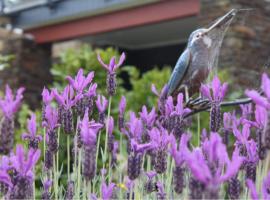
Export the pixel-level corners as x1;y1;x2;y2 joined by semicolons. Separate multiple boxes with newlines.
196;34;200;38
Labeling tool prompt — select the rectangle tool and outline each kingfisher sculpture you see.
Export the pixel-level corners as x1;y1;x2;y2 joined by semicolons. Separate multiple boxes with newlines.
166;9;238;100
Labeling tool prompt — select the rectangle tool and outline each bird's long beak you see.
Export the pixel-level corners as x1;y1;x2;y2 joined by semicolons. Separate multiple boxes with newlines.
204;9;237;34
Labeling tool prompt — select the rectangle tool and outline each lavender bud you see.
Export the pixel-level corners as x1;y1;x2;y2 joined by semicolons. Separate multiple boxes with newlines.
58;105;64;124
256;129;266;160
41;190;51;200
189;177;204;200
222;128;230;146
156;182;166;200
144;180;156;194
28;137;40;150
245;161;256;182
0;117;14;154
9;175;33;200
44;150;54;170
118;115;124;131
8;168;18;185
75;98;84;118
42;103;46;123
154;149;167;174
62;108;74;134
47;129;58;153
65;181;74;200
228;175;241;200
99;112;105;124
128;153;142;180
108;134;114;152
107;73;116;96
173;166;185;194
210;102;221;132
82;144;96;182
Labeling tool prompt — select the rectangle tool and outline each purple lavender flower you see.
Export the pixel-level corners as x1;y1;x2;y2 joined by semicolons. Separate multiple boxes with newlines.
200;76;228;132
246;73;270;150
128;139;152;180
42;87;54;122
41;180;52;200
244;140;259;182
111;141;119;167
97;52;125;96
107;116;114;152
96;95;108;124
65;180;74;200
22;113;42;150
240;103;253;120
53;85;82;133
246;172;270;199
144;171;157;193
80;110;103;181
222;112;233;145
118;96;126;130
228;175;241;200
164;94;191;140
139;106;156;142
9;145;40;200
149;127;172;174
186;133;243;199
125;178;134;200
66;69;94;93
43;105;59;154
170;133;191;194
101;181;116;200
151;84;168;115
66;69;96;117
246;179;259;200
0;157;12;196
0;85;24;154
233;123;251;157
156;181;166;200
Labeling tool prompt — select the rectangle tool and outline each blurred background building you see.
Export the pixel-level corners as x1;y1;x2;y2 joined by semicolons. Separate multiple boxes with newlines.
0;0;269;106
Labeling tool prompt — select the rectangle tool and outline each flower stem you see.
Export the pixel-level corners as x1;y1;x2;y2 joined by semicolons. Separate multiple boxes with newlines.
67;135;70;181
53;155;58;199
103;96;112;166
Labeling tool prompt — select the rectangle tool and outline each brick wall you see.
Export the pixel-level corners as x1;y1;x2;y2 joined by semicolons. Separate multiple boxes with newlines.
0;29;52;109
200;0;270;89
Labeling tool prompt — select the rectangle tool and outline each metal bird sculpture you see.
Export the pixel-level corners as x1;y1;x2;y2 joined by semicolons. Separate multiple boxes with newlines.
166;9;238;100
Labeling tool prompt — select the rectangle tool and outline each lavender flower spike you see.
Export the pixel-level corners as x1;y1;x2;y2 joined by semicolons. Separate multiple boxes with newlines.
22;113;43;150
144;171;157;193
170;133;191;194
96;95;108;124
9;145;40;200
0;85;25;119
97;52;125;73
42;87;54;122
200;76;228;132
41;180;52;200
53;85;82;133
0;85;24;154
97;52;125;96
139;106;156;130
101;181;116;200
80;110;103;181
128;139;152;180
149;127;172;174
66;68;94;93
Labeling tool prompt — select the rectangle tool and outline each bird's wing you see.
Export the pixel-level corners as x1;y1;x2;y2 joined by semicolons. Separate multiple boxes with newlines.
167;49;191;96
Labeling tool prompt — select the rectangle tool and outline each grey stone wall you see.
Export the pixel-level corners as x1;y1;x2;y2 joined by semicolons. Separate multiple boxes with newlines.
0;29;52;109
200;0;270;89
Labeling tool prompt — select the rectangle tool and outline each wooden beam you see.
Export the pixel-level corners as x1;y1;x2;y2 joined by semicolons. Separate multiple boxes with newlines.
26;0;199;44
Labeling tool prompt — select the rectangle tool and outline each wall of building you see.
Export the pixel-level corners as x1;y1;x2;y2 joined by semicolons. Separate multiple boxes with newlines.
200;0;270;90
0;29;52;108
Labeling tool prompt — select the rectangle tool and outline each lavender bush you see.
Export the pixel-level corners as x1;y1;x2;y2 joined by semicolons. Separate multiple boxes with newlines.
0;52;270;200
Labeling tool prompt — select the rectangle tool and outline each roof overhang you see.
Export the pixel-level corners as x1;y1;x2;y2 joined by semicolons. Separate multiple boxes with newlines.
26;0;200;44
